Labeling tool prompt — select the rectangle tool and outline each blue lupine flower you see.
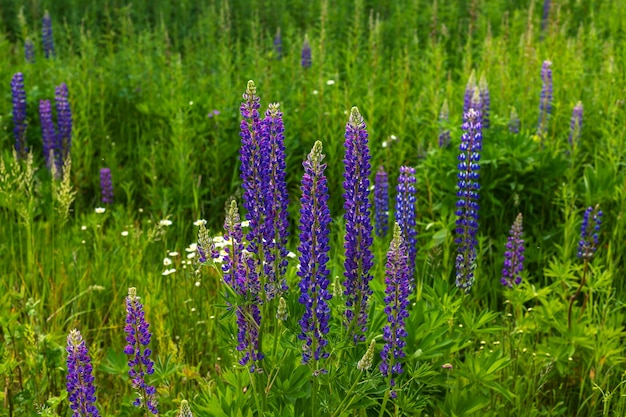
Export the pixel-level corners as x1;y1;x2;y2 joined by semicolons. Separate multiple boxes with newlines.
455;108;482;292
380;223;411;399
274;28;282;59
479;74;490;129
374;166;389;237
438;100;451;148
25;38;35;63
301;35;312;68
55;83;72;170
577;205;602;261
463;70;477;114
66;329;99;417
297;141;332;367
537;60;553;143
342;107;374;343
261;102;290;298
11;73;28;158
43;11;55;58
569;101;583;147
501;213;524;288
234;251;264;370
40;100;57;171
100;168;114;204
541;0;551;36
396;166;417;274
124;288;158;415
509;107;520;134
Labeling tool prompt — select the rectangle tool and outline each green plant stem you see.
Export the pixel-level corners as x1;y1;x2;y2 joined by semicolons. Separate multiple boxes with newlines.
331;373;363;417
378;388;390;417
568;259;589;329
249;369;264;416
312;375;319;417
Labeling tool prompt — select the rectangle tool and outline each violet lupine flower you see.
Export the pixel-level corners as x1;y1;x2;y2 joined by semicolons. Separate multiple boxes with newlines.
541;0;551;36
463;70;477;114
569;101;583;147
297;141;332;367
261;103;290;298
479;74;490;129
55;83;72;167
40;100;57;171
380;223;411;399
438;99;451;148
100;168;114;204
455;108;482;292
124;287;158;415
25;38;35;63
537;60;553;143
374;166;389;237
221;200;245;289
43;11;55;58
301;35;312;69
234;250;264;370
274;27;282;59
66;329;99;417
501;213;524;288
577;205;603;261
509;107;520;134
396;166;417;274
11;73;28;158
342;107;374;343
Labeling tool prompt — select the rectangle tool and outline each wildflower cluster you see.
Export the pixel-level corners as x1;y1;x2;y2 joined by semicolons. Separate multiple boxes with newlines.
396;166;417;274
374;166;389;237
577;205;602;261
11;73;28;158
66;329;99;417
501;213;525;288
100;168;114;204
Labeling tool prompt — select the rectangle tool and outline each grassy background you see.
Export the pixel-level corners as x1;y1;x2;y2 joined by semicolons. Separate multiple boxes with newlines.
1;0;626;416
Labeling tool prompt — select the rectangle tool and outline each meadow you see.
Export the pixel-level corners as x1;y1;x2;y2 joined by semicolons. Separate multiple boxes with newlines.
1;0;626;416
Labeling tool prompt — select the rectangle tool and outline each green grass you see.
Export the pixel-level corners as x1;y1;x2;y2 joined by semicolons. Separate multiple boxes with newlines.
1;0;626;416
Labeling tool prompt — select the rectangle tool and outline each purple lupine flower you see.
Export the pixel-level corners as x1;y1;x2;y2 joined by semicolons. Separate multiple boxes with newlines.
11;73;28;158
396;166;417;274
569;101;583;147
438;99;451;148
509;107;520;134
541;0;551;36
40;100;57;171
197;222;218;264
261;103;290;298
124;288;158;415
537;60;553;143
577;205;602;260
501;213;524;288
463;70;477;114
479;74;490;129
301;35;312;69
455;108;482;292
100;168;114;204
55;83;72;168
342;107;374;343
297;141;332;368
470;88;483;124
274;27;282;59
25;38;35;63
66;329;99;417
222;200;245;288
379;223;411;399
43;11;55;58
374;166;389;237
234;251;264;370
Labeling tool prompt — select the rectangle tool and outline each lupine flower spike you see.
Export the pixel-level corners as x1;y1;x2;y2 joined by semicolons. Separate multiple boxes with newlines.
100;168;114;204
24;38;35;63
124;287;159;415
380;223;411;399
262;102;290;298
479;74;490;129
178;400;193;417
274;27;282;59
537;60;553;144
342;106;374;343
301;35;312;69
509;107;520;134
541;0;552;37
569;101;583;148
298;141;332;368
374;166;389;237
438;99;451;148
463;70;477;114
55;83;73;171
11;73;28;159
197;222;218;264
43;11;55;58
455;108;483;292
577;205;603;261
40;100;57;171
357;339;376;371
66;329;99;417
501;213;524;288
396;166;417;275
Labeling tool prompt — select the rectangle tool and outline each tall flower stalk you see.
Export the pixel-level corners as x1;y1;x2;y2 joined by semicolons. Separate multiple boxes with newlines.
274;27;282;59
537;60;553;144
374;166;389;237
43;11;55;58
301;35;312;68
479;74;490;129
501;213;524;288
342;106;374;343
55;83;73;172
568;205;603;328
124;287;158;415
24;39;35;63
463;70;477;114
100;168;114;204
396;166;417;275
11;73;28;159
380;223;411;400
455;108;482;292
569;101;583;148
297;141;332;369
40;100;57;171
66;329;99;417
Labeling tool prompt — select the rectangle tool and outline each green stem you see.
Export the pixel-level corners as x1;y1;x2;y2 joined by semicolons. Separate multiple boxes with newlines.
312;375;319;417
568;259;589;329
331;374;363;417
378;387;391;417
249;369;264;416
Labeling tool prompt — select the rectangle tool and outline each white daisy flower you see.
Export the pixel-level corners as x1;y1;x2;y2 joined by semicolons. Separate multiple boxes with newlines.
186;243;197;252
162;268;176;276
168;251;179;257
326;79;335;85
159;219;173;227
194;219;207;226
163;257;172;266
121;231;129;237
95;207;106;214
